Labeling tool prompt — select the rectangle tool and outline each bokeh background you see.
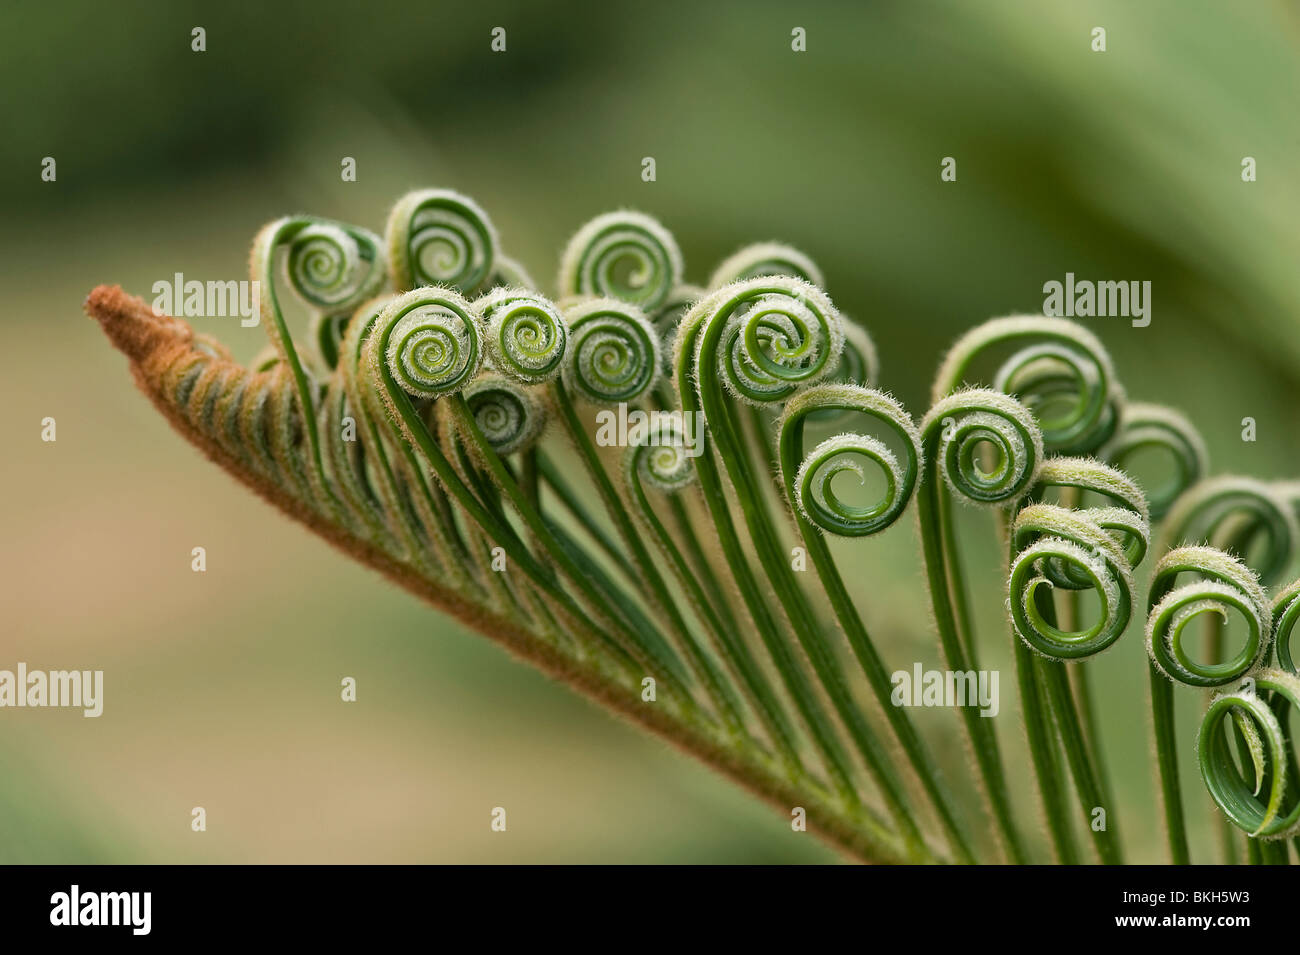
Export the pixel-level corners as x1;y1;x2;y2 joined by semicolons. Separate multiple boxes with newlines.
2;0;1298;862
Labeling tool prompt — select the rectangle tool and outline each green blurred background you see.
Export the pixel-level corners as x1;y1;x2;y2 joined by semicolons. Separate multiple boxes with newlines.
2;0;1297;862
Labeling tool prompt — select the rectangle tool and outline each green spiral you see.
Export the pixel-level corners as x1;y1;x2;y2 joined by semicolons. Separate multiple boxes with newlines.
281;223;379;309
932;316;1119;455
683;276;843;407
1161;476;1298;588
921;388;1044;506
1008;503;1136;659
248;216;387;510
1030;457;1151;571
463;376;545;455
1146;546;1272;688
374;288;484;399
778;384;921;537
253;218;386;331
478;287;569;384
562;298;661;404
627;414;697;493
386;188;498;294
1199;668;1300;839
707;242;825;290
559;211;683;312
1098;402;1208;521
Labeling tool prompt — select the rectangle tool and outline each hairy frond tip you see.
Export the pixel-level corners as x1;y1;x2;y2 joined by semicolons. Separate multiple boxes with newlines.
1008;502;1138;659
461;376;547;456
476;287;569;385
931;314;1115;402
1200;667;1300;839
1034;456;1152;527
385;187;499;294
561;296;662;405
930;314;1121;456
1145;546;1273;687
1100;401;1209;484
627;418;697;493
922;388;1044;506
792;432;902;530
375;287;485;400
692;275;844;409
87;284;192;366
707;241;825;291
1161;475;1300;587
778;385;922;537
558;209;683;312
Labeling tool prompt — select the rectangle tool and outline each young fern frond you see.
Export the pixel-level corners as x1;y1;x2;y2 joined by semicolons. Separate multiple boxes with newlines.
87;185;1299;865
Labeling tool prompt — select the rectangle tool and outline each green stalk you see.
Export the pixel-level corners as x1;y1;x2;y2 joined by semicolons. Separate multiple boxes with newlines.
916;476;1027;863
549;380;747;736
537;451;628;569
1015;639;1076;863
777;406;977;863
444;393;696;691
693;385;930;859
1037;658;1123;863
626;446;807;776
1149;667;1191;864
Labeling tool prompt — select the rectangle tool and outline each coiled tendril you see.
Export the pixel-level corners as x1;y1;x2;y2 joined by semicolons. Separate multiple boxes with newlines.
253;218;387;346
463;376;545;455
778;384;921;537
627;414;697;493
478;288;568;384
282;223;379;310
1008;504;1136;659
556;210;681;311
1146;546;1272;688
562;298;661;404
685;276;844;408
1199;669;1300;839
1098;403;1208;521
249;216;387;499
921;389;1044;506
559;211;683;312
933;316;1119;455
386;188;498;294
375;288;484;399
1161;476;1299;589
1030;457;1152;572
707;242;825;290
